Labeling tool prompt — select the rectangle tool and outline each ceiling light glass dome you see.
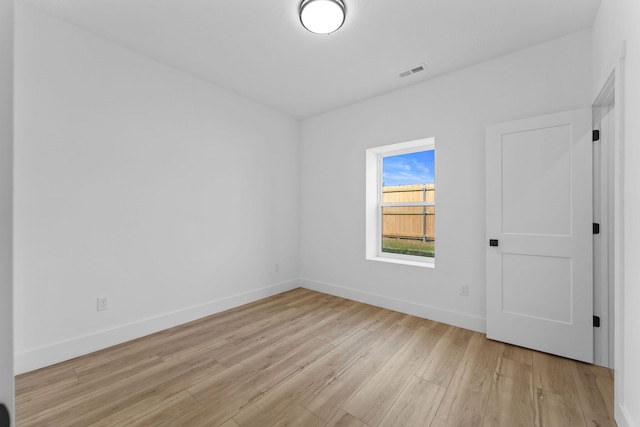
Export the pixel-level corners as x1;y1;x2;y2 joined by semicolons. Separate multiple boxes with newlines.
299;0;346;35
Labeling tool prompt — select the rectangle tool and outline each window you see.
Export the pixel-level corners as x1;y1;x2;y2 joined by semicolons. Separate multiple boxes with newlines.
366;138;435;267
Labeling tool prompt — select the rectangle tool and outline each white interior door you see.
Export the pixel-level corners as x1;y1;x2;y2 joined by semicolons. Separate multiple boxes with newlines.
486;108;593;363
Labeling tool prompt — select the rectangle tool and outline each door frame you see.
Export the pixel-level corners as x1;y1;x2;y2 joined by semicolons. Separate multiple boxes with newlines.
593;72;616;368
598;49;627;425
0;0;13;425
592;40;628;426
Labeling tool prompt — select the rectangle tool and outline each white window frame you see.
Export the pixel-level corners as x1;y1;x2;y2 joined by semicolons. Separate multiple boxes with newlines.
365;137;435;268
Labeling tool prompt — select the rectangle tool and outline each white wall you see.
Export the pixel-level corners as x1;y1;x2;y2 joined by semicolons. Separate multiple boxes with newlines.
592;1;640;426
299;30;592;332
0;0;14;423
14;4;300;373
15;10;637;427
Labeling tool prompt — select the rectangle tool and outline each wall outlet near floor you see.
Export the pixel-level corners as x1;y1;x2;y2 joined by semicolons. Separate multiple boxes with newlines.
459;286;469;297
97;296;109;311
274;263;279;273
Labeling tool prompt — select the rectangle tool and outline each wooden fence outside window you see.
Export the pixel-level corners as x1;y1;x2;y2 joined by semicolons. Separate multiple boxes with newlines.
382;184;435;241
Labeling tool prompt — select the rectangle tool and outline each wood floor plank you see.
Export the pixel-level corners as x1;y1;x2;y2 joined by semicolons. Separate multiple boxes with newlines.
16;353;165;420
428;320;451;334
502;344;533;366
90;390;201;427
224;306;304;346
321;307;383;347
321;304;386;346
15;366;78;407
157;288;316;348
365;309;404;332
589;364;615;420
79;355;223;426
482;357;534;427
301;324;418;421
19;353;224;427
185;302;384;416
231;328;388;426
270;404;325;427
157;334;231;363
185;338;336;426
75;347;166;383
571;362;616;427
220;419;242;427
532;351;579;397
532;349;587;427
378;376;446;427
214;306;336;366
397;313;432;329
15;363;77;397
15;289;615;427
534;388;586;427
415;324;474;387
431;333;504;427
285;290;341;309
343;325;444;425
189;334;335;403
325;410;370;427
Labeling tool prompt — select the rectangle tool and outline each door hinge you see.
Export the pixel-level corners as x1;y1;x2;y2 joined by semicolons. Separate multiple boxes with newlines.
0;403;9;427
593;223;600;234
593;315;601;327
593;129;600;141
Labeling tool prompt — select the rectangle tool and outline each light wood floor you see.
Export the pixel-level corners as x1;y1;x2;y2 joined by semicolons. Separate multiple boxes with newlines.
16;288;615;426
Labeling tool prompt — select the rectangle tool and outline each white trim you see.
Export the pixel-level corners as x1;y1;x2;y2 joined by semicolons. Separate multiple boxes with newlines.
613;44;627;427
593;71;616;107
366;255;435;268
300;278;485;333
15;279;299;374
370;137;435;156
616;405;636;427
365;137;436;266
592;100;615;368
597;40;630;427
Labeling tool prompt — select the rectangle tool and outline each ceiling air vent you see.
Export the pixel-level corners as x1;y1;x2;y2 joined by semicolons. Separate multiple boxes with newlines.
399;64;426;78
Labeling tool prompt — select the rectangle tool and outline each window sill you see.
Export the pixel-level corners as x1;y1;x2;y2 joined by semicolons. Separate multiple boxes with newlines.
366;255;435;268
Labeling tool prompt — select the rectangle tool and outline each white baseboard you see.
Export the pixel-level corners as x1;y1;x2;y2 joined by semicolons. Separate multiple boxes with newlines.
300;278;486;333
15;279;299;374
616;404;638;427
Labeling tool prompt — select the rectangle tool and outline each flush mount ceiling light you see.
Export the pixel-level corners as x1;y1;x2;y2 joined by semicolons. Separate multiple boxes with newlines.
299;0;346;34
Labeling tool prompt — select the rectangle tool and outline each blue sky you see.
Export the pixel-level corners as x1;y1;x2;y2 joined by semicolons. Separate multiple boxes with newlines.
382;150;434;186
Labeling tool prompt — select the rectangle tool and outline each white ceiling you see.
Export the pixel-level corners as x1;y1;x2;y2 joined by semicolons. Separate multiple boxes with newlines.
20;0;601;119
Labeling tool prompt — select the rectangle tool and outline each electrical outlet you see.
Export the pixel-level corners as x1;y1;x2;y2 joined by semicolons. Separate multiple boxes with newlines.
459;286;469;297
275;263;280;273
97;296;108;311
